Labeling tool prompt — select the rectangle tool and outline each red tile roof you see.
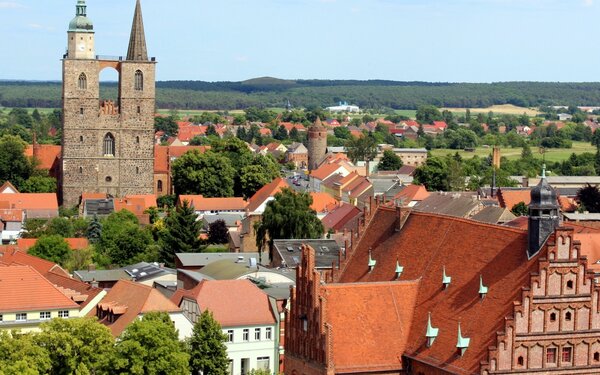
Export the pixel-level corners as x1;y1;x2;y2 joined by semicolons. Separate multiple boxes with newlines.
247;177;289;212
0;247;69;276
25;145;61;170
179;195;247;211
114;197;150;217
393;184;430;204
154;145;209;173
89;280;181;337
44;271;104;309
0;265;79;312
338;208;537;374
124;195;157;209
0;193;58;211
17;238;89;251
310;163;345;181
0;209;23;222
171;279;275;327
310;192;339;213
321;203;362;231
497;189;531;209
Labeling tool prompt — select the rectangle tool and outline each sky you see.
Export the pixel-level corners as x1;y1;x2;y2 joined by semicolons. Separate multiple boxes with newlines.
0;0;599;82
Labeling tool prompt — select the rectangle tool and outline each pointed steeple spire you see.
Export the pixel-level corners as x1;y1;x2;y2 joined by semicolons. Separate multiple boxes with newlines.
126;0;148;61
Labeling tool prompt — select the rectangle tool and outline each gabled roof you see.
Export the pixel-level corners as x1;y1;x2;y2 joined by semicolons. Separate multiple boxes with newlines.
338;209;535;374
0;193;58;211
310;192;338;213
17;238;89;251
0;209;23;222
180;196;247;212
0;265;79;312
247;177;289;213
0;181;18;194
44;271;104;309
154;145;209;173
273;239;341;269
171;279;275;327
414;192;481;218
393;184;430;205
310;163;347;181
471;206;516;224
496;188;531;209
321;203;362;231
90;280;181;337
25;145;61;170
0;247;68;276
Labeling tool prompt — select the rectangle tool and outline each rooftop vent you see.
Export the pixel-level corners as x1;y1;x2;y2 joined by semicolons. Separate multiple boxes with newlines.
479;275;488;299
236;256;244;263
368;249;376;272
442;266;451;289
286;246;294;252
395;258;404;279
426;312;439;347
456;322;470;356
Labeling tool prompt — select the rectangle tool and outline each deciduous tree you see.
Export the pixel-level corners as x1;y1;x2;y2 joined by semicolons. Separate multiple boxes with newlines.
377;150;403;171
29;235;72;265
172;150;235;197
188;310;229;375
159;200;204;267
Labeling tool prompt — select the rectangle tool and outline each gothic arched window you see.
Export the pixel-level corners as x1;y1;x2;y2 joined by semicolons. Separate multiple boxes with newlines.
103;133;115;157
78;73;87;90
157;180;163;193
134;70;143;91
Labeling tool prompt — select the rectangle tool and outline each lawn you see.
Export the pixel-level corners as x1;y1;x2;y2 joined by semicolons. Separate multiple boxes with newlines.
431;141;596;163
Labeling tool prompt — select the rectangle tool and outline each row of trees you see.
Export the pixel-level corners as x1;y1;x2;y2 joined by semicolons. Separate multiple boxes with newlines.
0;311;231;375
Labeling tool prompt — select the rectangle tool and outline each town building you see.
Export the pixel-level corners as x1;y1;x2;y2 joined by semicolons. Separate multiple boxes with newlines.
286;142;308;169
307;118;328;171
178;195;248;219
60;0;155;206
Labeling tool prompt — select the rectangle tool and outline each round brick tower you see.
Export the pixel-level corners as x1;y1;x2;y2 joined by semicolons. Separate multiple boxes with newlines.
307;117;327;171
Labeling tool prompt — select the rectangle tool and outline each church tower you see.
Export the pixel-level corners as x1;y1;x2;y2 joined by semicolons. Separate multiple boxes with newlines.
61;0;156;207
527;166;560;257
307;117;327;171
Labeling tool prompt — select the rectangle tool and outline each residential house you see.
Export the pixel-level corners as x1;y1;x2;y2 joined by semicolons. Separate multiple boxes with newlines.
90;280;192;339
172;279;281;375
286;143;308;169
179;195;248;219
309;192;339;219
246;178;289;215
391;148;428;167
391;184;430;207
175;252;267;272
321;203;363;233
25;144;61;179
309;163;350;192
0;208;24;244
0;247;69;277
123;262;176;287
74;265;132;289
0;186;58;219
414;192;483;219
17;237;89;251
0;265;80;332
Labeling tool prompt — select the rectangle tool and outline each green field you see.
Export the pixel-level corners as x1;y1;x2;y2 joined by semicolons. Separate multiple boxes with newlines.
431;142;596;163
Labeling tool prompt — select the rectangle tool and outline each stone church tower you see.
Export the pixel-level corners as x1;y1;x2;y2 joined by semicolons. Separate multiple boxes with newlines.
307;117;327;171
60;0;155;207
528;166;560;258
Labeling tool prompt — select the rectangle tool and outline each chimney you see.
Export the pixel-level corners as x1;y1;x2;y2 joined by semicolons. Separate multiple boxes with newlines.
395;205;402;232
88;263;96;272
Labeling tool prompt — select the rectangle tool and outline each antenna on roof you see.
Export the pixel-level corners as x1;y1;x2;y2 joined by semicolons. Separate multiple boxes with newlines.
426;312;439;347
368;248;376;272
456;321;470;356
442;266;451;289
479;275;488;299
395;257;404;279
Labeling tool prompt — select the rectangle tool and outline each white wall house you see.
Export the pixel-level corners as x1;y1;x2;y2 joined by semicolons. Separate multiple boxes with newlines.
223;324;277;375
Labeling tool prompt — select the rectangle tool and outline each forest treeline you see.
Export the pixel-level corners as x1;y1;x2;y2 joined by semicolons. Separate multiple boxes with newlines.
3;79;600;110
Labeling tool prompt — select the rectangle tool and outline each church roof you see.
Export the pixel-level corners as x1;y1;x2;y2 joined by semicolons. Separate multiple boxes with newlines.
337;209;538;374
126;0;148;61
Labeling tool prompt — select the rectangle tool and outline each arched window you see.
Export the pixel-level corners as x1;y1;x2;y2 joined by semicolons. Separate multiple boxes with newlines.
134;70;143;91
103;133;115;156
567;280;573;289
565;311;572;321
517;356;524;366
136;136;140;144
157;180;163;193
78;73;87;90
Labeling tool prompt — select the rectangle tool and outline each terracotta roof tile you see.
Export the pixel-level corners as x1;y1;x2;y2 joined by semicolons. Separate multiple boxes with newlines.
179;196;247;211
0;193;58;211
0;265;79;312
88;280;181;337
44;271;103;309
310;192;339;213
0;248;68;276
17;238;89;251
247;178;289;212
310;163;346;181
25;145;61;170
497;189;531;209
321;203;362;231
393;184;430;205
172;279;275;327
154;145;209;173
0;209;23;222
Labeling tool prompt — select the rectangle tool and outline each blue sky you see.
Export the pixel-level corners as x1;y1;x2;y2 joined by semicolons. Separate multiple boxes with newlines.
0;0;599;82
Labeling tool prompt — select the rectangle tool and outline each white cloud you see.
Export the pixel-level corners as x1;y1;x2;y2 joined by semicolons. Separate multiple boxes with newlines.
28;23;42;29
584;0;593;6
234;55;249;62
0;1;23;8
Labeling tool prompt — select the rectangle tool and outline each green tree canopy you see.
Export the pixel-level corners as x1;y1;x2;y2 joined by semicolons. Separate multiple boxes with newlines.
577;184;600;213
171;150;236;197
511;202;529;217
188;310;229;375
416;105;443;124
345;134;377;164
413;157;449;191
378;150;403;171
0;331;52;375
208;219;229;244
28;235;72;266
113;312;190;375
0;134;34;189
97;210;154;267
154;116;178;138
255;188;324;260
159;200;204;267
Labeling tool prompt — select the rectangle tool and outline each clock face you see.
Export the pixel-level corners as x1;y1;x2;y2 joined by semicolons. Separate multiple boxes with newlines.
78;44;85;51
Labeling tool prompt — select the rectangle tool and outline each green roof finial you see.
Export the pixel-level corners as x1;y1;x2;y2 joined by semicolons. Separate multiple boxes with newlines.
442;266;452;289
426;312;439;347
395;258;404;279
542;164;547;179
456;321;470;356
479;275;488;299
368;249;376;272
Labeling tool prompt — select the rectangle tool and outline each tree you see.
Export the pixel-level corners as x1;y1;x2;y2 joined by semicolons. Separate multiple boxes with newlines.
577;184;600;213
159;200;204;267
345;135;377;164
113;312;189;375
521;144;533;159
188;310;229;375
97;210;154;267
154;116;178;138
333;126;351;139
20;175;57;193
0;134;33;188
86;215;103;244
46;217;75;237
511;202;529;217
413;157;449;191
172;150;235;197
29;235;72;265
0;331;52;374
239;157;280;198
208;220;229;244
377;150;403;171
255;188;324;260
35;317;115;375
416;105;442;124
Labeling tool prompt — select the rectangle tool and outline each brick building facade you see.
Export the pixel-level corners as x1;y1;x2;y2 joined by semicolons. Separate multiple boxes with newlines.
60;0;155;207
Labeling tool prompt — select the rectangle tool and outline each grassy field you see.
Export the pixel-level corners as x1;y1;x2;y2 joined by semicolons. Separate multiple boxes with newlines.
431;141;596;163
440;104;541;117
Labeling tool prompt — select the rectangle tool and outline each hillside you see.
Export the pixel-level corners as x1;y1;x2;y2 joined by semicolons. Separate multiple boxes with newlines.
2;79;600;110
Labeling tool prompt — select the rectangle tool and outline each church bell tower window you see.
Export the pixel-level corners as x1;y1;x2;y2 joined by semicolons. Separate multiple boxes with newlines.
134;70;143;91
103;133;115;157
78;73;87;90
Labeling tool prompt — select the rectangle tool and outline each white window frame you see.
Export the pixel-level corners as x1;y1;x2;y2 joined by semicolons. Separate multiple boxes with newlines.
16;313;27;321
40;311;51;320
254;328;261;340
265;327;272;340
256;356;270;371
242;328;249;341
58;310;69;318
226;329;234;343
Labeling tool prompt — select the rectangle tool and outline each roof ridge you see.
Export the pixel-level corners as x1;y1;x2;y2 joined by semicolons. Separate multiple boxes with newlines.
409;210;527;234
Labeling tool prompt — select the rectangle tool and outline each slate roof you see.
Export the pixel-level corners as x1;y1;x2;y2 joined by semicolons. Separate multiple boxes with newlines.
414;192;481;218
74;268;131;283
171;279;276;327
123;262;175;282
175;252;267;268
273;239;341;269
471;206;516;224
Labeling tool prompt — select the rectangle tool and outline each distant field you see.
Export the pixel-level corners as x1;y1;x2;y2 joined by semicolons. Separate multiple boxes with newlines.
431;141;596;163
440;104;541;117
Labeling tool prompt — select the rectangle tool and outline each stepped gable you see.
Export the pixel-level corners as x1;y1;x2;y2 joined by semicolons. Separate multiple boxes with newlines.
339;208;538;375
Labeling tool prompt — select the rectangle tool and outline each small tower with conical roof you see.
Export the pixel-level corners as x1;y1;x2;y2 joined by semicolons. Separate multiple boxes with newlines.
307;117;327;171
66;0;95;59
527;165;560;257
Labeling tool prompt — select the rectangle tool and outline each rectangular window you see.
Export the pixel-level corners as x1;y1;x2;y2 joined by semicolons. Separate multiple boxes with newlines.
547;347;557;364
226;330;233;343
16;313;27;321
562;347;572;363
242;328;249;341
254;328;261;340
256;357;270;371
0;314;3;322
79;108;84;115
58;310;69;318
265;327;272;340
40;311;51;320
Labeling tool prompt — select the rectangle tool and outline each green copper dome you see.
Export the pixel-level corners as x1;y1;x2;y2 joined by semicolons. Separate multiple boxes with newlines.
68;0;93;32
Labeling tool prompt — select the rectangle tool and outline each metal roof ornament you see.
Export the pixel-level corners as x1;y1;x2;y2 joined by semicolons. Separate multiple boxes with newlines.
479;274;488;299
368;248;376;272
456;321;470;356
395;258;404;279
442;266;451;289
426;312;439;347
